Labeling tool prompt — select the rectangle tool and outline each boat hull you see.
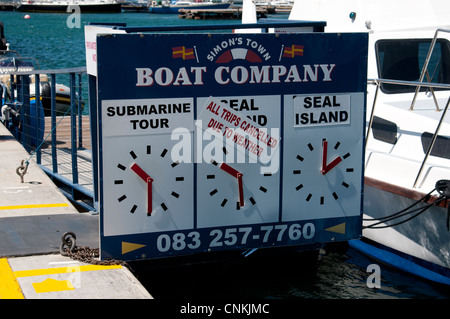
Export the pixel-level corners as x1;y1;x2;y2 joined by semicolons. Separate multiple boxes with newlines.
359;177;450;285
17;3;122;13
149;3;229;13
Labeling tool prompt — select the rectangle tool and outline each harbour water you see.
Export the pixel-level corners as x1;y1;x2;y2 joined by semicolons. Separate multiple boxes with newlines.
1;10;449;300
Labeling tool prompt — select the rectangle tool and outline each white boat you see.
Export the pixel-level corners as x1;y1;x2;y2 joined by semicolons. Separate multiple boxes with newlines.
289;0;450;285
148;0;230;14
242;0;450;285
16;0;123;13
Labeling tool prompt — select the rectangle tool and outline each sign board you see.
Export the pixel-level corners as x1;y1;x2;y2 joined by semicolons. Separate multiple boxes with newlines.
84;25;126;76
94;31;368;261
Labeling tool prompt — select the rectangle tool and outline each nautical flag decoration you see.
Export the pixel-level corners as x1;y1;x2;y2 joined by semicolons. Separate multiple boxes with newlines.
282;45;304;58
172;46;196;60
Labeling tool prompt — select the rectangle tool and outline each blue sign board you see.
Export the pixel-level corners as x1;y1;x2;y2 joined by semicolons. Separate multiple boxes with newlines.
95;30;368;261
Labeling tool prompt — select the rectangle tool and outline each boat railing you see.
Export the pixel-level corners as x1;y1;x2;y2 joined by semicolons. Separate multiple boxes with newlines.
411;28;450;111
366;77;450;189
0;66;95;211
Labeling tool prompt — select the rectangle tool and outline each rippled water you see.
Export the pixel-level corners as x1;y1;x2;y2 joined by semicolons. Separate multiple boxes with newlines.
2;10;449;299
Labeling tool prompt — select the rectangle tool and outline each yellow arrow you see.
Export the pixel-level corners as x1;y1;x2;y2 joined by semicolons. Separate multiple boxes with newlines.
122;242;146;254
325;222;346;234
33;278;74;294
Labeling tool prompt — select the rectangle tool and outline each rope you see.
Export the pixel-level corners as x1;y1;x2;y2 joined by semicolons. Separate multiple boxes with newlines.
363;184;449;230
24;100;74;166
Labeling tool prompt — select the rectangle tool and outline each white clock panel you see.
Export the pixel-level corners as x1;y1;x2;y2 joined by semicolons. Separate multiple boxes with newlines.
102;133;194;236
196;95;281;227
282;93;364;221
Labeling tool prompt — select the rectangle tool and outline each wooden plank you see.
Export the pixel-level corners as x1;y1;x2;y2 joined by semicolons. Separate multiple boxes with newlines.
42;115;91;150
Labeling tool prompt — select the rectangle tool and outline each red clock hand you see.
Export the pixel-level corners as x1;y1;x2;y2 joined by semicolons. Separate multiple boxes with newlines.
237;173;244;207
321;140;342;175
131;163;153;215
147;177;152;216
219;162;240;178
219;163;245;207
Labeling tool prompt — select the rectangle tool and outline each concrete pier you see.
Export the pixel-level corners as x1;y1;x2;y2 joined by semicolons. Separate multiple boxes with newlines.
0;122;152;299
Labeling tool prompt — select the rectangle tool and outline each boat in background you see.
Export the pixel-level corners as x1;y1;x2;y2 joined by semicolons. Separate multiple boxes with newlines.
16;0;124;13
0;22;7;51
284;0;450;285
148;0;230;14
0;49;74;116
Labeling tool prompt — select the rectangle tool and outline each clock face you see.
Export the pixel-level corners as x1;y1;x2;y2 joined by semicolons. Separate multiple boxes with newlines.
282;133;362;221
196;146;280;228
102;134;194;236
281;94;364;222
196;95;281;227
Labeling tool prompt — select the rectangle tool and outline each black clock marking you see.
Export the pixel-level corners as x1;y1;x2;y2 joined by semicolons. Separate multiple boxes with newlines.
210;189;218;196
249;197;256;205
171;161;180;167
115;144;185;216
221;199;228;207
259;186;267;193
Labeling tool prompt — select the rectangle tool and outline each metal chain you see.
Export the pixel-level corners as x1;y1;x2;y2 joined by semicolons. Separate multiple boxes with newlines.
59;232;129;269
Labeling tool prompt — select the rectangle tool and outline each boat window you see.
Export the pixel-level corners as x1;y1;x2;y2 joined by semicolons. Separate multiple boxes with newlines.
421;132;450;159
376;39;450;93
371;116;398;144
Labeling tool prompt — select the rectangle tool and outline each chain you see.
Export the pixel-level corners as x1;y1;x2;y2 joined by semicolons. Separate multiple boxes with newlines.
59;232;129;269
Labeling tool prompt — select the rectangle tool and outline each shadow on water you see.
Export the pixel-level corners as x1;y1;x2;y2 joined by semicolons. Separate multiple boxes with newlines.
128;243;450;299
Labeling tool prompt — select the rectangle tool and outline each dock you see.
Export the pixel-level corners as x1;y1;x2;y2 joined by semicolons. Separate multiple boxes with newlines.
0;121;152;299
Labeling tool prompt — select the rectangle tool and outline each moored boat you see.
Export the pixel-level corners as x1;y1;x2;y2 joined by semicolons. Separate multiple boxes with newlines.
148;0;230;14
16;0;123;13
0;49;76;116
285;0;450;285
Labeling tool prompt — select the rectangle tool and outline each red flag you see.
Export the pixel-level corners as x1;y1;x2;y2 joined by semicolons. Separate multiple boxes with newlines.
172;46;195;60
282;45;304;58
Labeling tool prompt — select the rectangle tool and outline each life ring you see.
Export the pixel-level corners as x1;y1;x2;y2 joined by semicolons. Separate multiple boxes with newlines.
152;1;156;5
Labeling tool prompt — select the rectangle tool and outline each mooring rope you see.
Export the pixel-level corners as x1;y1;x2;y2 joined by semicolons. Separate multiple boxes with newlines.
363;180;450;230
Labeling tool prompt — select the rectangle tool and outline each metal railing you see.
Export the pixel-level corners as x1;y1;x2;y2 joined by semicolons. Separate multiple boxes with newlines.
1;66;96;211
366;79;450;189
367;29;450;188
